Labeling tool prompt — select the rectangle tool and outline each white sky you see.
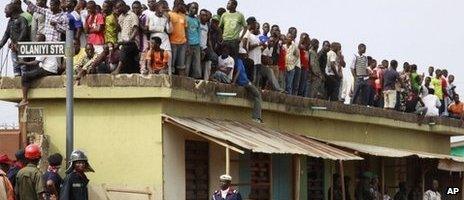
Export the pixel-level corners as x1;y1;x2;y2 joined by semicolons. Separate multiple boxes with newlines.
0;0;463;140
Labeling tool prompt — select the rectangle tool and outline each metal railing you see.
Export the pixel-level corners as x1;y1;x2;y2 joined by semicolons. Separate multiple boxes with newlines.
0;47;11;77
0;123;19;130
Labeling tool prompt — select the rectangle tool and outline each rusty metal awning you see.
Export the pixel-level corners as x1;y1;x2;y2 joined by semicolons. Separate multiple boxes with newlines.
162;115;362;161
326;140;464;163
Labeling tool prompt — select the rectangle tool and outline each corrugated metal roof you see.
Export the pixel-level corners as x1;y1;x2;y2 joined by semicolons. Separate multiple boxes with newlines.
163;115;362;161
327;140;464;163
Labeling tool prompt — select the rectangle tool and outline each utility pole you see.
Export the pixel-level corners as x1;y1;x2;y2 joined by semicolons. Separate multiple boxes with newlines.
65;29;74;164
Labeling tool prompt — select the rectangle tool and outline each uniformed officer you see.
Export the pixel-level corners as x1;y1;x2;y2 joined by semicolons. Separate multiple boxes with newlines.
212;174;242;200
15;144;46;200
60;150;95;200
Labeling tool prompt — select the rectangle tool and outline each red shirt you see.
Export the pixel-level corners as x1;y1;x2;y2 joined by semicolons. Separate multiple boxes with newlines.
300;49;309;70
278;47;286;72
86;13;105;45
441;77;448;97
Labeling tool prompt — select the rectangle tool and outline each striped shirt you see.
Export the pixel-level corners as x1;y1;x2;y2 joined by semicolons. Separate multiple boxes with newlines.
28;3;68;42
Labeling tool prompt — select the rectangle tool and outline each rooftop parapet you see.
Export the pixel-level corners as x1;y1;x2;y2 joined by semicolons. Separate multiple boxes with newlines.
0;74;463;134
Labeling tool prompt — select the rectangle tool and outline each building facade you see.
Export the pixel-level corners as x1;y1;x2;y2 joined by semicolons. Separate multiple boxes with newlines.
0;75;463;200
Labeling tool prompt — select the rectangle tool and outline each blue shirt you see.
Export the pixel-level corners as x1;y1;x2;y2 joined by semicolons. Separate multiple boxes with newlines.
187;16;200;45
259;34;269;44
235;58;250;86
68;11;83;31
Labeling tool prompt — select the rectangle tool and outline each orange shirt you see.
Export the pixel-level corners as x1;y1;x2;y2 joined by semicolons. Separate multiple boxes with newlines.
169;11;187;44
448;102;464;115
146;50;170;72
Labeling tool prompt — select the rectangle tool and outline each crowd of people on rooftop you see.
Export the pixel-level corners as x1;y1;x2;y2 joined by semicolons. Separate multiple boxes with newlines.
1;0;463;123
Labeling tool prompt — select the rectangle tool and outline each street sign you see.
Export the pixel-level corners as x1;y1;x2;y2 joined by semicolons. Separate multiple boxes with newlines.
17;42;66;58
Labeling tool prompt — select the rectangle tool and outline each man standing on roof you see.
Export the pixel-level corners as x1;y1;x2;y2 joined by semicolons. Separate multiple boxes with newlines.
219;0;247;58
212;174;242;200
60;150;95;200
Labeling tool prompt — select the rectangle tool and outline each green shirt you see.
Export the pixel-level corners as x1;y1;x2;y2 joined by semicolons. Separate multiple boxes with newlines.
431;77;443;100
219;11;246;41
15;163;44;200
21;12;33;26
105;14;118;44
410;72;421;93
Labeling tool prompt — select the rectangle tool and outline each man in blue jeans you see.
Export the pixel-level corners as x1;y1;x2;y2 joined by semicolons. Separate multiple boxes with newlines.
350;43;370;105
185;2;202;78
233;49;263;123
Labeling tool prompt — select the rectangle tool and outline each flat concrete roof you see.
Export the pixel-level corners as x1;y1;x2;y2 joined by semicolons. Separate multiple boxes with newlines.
0;74;463;135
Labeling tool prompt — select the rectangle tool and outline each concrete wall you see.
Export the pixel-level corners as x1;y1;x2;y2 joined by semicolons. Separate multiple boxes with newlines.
162;124;186;200
30;99;164;200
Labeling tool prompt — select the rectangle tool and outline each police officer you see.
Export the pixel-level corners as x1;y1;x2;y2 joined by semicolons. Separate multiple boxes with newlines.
212;174;242;200
15;144;46;200
60;150;95;200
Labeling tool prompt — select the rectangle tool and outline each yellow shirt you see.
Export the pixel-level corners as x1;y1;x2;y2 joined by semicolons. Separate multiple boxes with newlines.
168;11;187;44
105;14;118;44
431;77;443;100
73;48;86;69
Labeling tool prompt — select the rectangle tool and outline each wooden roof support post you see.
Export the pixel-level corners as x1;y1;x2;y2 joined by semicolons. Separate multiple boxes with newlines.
461;173;464;200
339;160;346;200
381;158;385;198
330;161;334;200
226;146;230;175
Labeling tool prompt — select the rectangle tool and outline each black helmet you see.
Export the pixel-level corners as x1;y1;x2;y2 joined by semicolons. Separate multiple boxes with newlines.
65;150;95;174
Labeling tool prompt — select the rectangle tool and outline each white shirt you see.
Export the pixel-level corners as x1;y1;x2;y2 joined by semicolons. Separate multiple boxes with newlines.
148;13;172;51
37;57;58;74
200;23;209;50
326;50;338;76
383;194;391;200
143;9;155;22
420;85;429;98
218;55;235;80
262;47;273;57
79;10;88;47
423;190;441;200
244;30;261;65
220;188;230;199
423;94;441;116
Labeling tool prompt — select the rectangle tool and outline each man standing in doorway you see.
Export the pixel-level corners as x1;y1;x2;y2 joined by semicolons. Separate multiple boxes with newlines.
423;180;441;200
211;175;242;200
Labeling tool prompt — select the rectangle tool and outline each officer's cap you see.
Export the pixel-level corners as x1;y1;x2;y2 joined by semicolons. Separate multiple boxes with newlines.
220;174;232;181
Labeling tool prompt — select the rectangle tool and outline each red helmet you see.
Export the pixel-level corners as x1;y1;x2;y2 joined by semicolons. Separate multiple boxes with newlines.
25;144;41;160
